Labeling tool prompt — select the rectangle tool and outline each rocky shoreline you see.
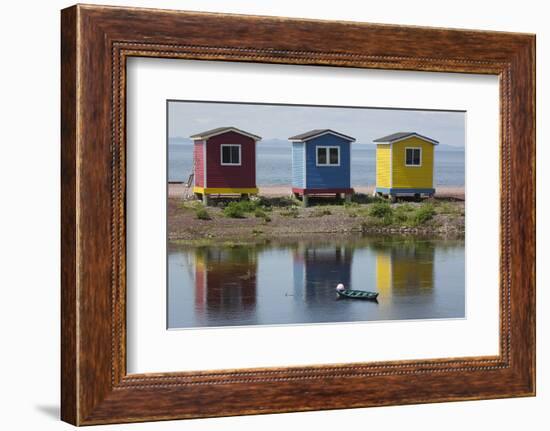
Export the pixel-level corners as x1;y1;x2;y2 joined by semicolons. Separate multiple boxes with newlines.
168;195;465;246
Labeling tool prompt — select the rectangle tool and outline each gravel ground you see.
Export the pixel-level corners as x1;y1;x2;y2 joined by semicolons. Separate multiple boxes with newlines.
168;197;465;244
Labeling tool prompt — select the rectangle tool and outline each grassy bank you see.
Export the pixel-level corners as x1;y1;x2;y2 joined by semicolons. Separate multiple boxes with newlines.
168;194;464;245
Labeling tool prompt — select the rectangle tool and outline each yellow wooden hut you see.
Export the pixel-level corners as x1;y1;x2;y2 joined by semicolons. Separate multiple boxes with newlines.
373;132;439;199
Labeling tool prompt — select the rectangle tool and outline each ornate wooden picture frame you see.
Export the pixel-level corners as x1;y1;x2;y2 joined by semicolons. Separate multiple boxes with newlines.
61;4;535;425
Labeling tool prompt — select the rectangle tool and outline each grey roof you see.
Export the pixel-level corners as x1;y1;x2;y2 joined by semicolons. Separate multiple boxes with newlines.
373;132;439;145
190;127;262;141
288;129;356;142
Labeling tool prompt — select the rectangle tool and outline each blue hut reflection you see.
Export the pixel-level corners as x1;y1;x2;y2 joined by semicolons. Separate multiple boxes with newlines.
293;244;353;303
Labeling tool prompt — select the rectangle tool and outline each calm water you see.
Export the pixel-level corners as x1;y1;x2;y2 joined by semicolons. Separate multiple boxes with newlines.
168;141;465;186
168;237;465;329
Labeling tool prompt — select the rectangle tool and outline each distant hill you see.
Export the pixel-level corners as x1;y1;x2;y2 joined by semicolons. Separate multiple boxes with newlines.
260;139;463;151
169;137;463;152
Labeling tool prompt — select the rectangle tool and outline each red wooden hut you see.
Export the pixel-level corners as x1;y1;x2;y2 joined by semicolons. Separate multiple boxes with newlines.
190;127;261;203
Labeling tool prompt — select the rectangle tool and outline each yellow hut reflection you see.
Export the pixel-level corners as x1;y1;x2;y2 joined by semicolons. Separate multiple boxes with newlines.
375;241;435;297
194;247;257;318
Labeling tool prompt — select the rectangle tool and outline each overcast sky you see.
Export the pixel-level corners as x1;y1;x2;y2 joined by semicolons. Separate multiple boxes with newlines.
168;101;465;147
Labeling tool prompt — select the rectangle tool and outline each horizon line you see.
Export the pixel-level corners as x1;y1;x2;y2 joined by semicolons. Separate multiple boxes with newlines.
168;136;465;148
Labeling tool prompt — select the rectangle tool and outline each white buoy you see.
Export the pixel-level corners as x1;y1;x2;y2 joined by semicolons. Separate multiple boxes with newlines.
336;283;346;292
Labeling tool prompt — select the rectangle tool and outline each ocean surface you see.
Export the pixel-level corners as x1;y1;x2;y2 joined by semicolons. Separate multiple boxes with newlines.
168;140;465;187
168;237;465;329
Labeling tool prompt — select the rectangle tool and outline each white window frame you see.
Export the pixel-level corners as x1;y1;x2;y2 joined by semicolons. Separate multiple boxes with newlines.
405;147;422;167
316;145;340;167
220;144;242;166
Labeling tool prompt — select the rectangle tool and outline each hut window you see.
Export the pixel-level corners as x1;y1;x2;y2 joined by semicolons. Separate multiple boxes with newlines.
316;146;340;166
405;148;422;166
220;144;241;165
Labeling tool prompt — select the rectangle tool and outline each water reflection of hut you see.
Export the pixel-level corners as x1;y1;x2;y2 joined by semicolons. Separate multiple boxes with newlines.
293;244;353;302
194;247;257;318
375;241;435;295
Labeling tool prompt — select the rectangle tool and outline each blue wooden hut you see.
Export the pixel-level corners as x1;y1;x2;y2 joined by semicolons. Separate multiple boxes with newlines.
288;129;356;205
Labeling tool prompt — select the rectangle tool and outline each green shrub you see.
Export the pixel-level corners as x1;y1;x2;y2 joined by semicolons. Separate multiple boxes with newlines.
368;202;393;219
393;204;414;224
234;200;258;212
222;200;264;218
360;215;392;230
195;207;211;220
254;208;266;218
280;207;299;218
178;200;202;211
381;214;394;226
254;208;271;222
311;207;332;217
436;201;463;215
398;203;414;212
410;204;436;226
223;202;246;218
258;195;298;208
393;211;408;224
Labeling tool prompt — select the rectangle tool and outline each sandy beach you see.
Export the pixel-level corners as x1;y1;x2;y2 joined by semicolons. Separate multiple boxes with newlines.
168;183;465;200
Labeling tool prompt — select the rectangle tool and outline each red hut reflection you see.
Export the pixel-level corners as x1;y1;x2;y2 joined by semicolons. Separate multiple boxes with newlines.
194;247;257;321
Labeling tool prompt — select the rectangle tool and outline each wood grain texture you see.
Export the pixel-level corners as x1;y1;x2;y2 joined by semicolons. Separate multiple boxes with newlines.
60;4;536;425
60;5;78;425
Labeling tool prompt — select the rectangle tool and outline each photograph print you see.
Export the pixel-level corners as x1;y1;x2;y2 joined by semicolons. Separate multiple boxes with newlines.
167;101;465;329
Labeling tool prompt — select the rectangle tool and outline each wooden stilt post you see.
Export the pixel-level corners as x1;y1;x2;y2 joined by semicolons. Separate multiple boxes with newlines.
302;194;309;207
